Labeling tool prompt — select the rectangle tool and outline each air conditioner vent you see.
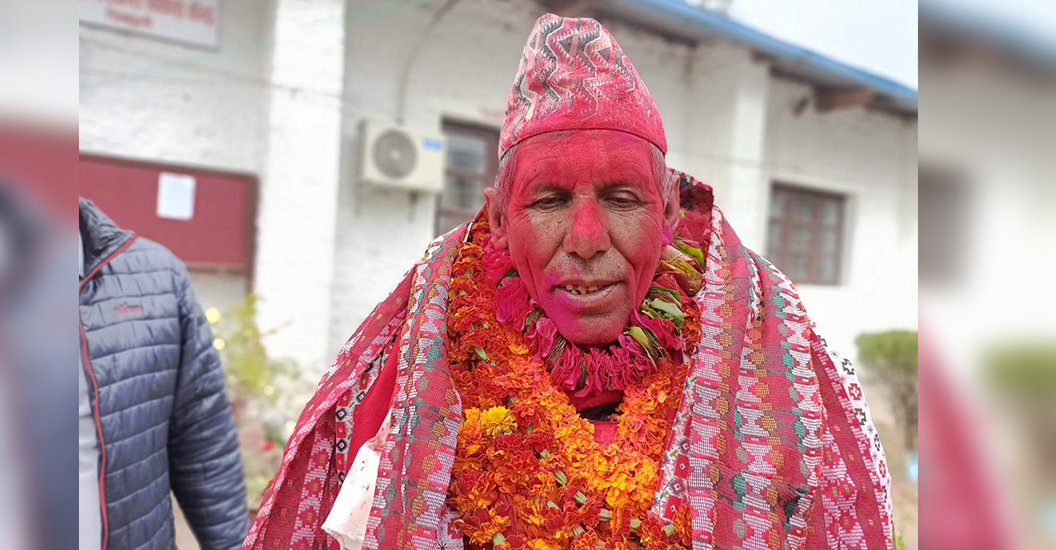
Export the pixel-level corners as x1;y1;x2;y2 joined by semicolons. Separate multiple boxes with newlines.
357;120;444;193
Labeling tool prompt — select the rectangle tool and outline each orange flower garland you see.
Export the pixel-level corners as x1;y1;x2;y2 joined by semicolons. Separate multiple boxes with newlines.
446;216;699;550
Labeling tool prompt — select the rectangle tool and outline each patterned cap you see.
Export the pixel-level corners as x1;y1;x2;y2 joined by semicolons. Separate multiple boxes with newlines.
499;14;667;159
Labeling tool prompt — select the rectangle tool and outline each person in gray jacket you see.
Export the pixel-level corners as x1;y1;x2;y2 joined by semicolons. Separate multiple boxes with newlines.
78;197;248;550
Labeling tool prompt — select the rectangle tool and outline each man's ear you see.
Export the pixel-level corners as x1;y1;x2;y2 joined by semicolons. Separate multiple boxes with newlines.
484;187;508;250
661;175;680;244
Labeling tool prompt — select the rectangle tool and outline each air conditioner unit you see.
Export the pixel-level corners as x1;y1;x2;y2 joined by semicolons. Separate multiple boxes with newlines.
357;120;445;193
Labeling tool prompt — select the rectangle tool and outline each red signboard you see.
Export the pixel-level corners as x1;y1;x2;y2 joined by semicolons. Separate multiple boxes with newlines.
79;154;256;273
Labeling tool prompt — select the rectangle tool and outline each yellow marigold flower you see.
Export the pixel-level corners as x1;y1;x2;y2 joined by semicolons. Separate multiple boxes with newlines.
468;528;494;546
459;408;484;454
525;508;545;527
601;470;631;508
462;408;482;434
479;406;517;436
486;515;511;533
625;459;659;507
509;342;529;355
527;539;559;550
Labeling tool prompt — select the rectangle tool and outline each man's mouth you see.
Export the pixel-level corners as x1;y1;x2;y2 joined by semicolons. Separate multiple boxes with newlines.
552;281;623;314
549;277;627;316
556;283;613;296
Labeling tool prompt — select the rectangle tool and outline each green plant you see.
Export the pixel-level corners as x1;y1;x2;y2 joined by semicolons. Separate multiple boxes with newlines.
212;293;301;510
856;330;918;450
984;342;1056;402
215;293;298;406
984;341;1056;463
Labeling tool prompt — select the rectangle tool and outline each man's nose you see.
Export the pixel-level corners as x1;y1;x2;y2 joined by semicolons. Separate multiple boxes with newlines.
563;199;611;259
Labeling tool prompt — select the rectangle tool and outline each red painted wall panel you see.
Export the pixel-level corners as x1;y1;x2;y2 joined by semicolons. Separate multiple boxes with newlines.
0;123;78;226
79;154;255;270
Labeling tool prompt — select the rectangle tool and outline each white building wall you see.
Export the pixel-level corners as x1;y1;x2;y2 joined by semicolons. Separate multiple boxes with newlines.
764;78;919;361
919;62;1056;386
78;0;276;333
79;0;275;175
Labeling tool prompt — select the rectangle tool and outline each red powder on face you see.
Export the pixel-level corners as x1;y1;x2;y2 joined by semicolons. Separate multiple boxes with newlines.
493;130;673;345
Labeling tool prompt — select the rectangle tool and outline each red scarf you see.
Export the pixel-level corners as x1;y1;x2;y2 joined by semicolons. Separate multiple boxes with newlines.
243;173;894;550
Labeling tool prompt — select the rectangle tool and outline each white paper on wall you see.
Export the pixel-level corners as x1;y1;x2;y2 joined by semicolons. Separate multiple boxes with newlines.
157;173;196;221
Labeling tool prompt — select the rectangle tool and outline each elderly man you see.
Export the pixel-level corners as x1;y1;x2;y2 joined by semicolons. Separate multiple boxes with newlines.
245;15;892;550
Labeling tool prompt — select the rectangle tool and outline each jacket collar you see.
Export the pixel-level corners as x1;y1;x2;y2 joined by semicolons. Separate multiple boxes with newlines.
78;197;134;280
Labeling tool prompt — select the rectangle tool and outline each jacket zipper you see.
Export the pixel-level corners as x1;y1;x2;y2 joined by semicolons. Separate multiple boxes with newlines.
79;236;137;550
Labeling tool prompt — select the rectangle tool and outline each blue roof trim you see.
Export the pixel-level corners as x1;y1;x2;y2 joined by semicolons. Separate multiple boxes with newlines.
598;0;918;113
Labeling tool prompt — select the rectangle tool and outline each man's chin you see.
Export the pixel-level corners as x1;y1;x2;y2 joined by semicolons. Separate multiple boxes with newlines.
551;313;628;346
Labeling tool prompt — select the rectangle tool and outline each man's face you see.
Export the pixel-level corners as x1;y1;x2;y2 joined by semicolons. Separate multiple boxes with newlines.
486;130;678;345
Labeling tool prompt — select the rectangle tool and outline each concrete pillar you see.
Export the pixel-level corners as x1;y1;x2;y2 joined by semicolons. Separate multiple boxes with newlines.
254;0;346;374
674;44;770;251
723;58;770;251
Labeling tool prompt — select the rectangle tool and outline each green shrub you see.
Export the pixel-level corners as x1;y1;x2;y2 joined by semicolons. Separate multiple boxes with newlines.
984;341;1056;463
856;330;918;450
984;342;1056;402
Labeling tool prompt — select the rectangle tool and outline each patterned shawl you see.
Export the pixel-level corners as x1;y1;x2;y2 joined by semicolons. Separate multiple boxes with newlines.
243;172;893;550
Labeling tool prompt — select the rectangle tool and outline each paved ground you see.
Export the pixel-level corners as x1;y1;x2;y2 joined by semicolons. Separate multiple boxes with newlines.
173;495;200;550
875;420;918;550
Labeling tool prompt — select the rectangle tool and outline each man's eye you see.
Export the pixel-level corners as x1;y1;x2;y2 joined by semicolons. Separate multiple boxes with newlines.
531;196;567;210
605;194;641;209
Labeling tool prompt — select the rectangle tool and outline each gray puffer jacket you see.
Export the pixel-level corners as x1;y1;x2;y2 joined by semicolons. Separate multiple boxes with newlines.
79;198;248;550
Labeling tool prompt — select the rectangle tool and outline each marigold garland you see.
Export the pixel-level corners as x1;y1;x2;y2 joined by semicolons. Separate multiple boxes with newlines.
446;214;703;550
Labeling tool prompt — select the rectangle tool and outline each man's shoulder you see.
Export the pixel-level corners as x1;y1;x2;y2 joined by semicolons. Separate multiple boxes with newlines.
119;236;188;276
79;197;190;283
101;236;194;300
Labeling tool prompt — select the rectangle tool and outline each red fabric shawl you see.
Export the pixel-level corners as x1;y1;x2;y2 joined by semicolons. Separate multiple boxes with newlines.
242;174;894;550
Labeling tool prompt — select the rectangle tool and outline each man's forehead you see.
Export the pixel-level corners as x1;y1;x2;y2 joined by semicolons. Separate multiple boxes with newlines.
513;156;654;195
512;130;654;178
